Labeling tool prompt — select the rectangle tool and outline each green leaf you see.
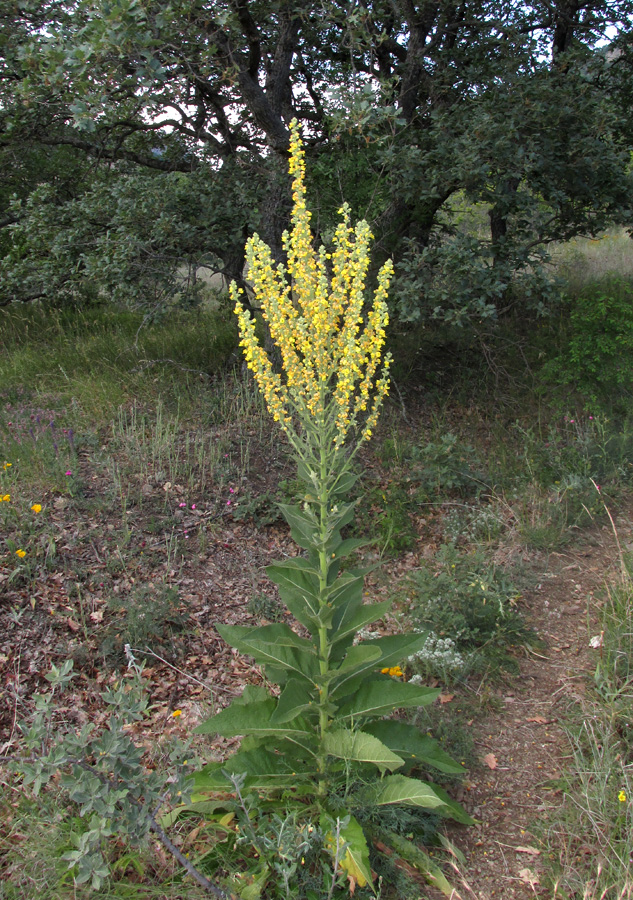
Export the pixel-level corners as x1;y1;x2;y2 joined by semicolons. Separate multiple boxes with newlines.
193;748;312;791
277;503;319;550
322;729;403;773
234;684;270;705
160;799;233;828
330;632;429;698
330;643;382;678
338;679;439;720
267;559;322;629
372;774;474;823
323;814;373;889
363;721;464;775
386;831;455;896
329;598;392;647
238;863;270;900
328;537;367;560
270;678;317;724
330;470;360;499
326;570;364;609
194;697;312;740
217;624;319;683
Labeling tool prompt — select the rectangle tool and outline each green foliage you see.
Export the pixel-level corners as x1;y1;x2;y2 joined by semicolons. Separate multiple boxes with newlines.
542;564;633;898
229;490;282;527
358;480;418;556
11;660;192;893
541;278;633;409
247;592;286;623
101;584;187;663
0;160;258;313
407;544;532;678
2;0;632;328
408;434;484;499
190;472;472;895
0;303;237;421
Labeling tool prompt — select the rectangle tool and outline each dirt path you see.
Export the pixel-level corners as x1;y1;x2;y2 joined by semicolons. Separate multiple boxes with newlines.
449;509;632;899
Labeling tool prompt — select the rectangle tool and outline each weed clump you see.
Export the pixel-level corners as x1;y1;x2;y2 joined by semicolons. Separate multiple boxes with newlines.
407;543;533;679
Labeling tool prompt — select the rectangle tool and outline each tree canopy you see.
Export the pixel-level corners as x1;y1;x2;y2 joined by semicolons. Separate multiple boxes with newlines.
1;0;632;320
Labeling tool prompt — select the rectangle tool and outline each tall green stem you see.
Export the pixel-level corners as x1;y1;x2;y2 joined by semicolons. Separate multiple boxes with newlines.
317;423;331;794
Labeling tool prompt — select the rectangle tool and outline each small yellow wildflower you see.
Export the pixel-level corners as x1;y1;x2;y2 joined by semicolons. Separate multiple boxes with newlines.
3;462;11;470
31;504;42;513
15;549;26;558
619;790;627;803
171;709;182;718
381;666;403;678
1;494;10;502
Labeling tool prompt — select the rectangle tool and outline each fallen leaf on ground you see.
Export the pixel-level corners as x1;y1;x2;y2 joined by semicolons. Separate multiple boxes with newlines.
516;846;541;856
67;618;81;633
439;693;455;704
483;753;498;769
526;716;548;724
519;868;540;888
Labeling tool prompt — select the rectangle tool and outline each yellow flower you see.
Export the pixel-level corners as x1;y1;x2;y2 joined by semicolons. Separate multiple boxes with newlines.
381;666;403;678
15;549;26;558
1;494;10;502
619;790;627;803
31;504;42;513
3;462;11;469
171;709;182;718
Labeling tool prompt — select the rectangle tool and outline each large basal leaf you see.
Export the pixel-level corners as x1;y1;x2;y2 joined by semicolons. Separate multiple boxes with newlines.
217;623;319;683
194;697;312;740
337;678;439;720
371;774;474;824
269;678;317;724
322;729;403;774
363;720;465;775
330;632;430;699
217;623;313;654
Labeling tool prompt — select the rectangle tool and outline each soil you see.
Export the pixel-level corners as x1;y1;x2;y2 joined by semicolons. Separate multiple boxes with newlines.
0;419;628;899
447;511;631;899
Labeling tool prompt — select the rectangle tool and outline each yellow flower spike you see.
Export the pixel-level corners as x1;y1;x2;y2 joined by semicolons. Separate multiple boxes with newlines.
232;119;392;453
619;790;627;803
31;504;42;513
15;549;26;558
171;709;182;718
1;494;10;502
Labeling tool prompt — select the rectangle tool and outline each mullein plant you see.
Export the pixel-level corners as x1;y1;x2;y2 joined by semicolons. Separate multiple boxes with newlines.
193;121;471;894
